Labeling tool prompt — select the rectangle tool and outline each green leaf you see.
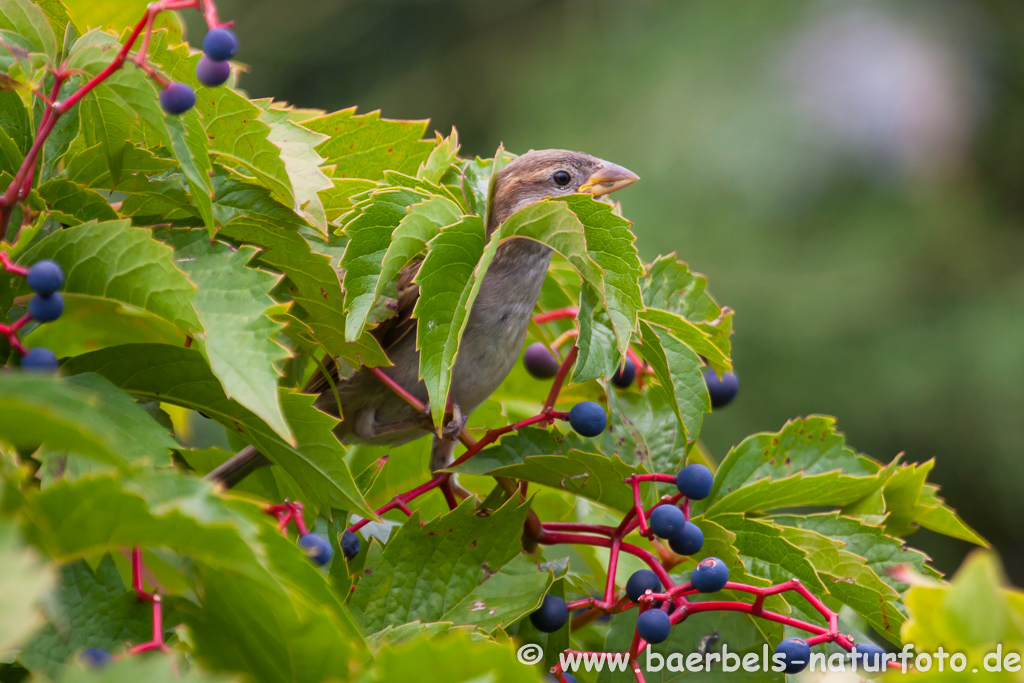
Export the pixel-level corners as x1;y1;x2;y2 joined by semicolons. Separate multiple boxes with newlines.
634;319;709;442
641;254;732;367
13;219;200;334
256;105;333;233
183;567;358;683
375;195;463;303
573;283;620;383
305;108;432;181
166;234;292;444
770;513;941;592
416;129;460;185
37;178;118;225
602;389;688;478
0;0;57;61
876;459;986;545
349;498;539;634
712;514;826;593
190;84;295;220
364;628;546;683
63;344;373;517
773;524;904;643
65;141;177;189
413;214;487;428
699;416;881;516
219;217;390;368
0;373;174;469
557;194;644;357
451;429;646;512
640;308;731;372
0;520;53;655
17;556;151;678
342;186;432;340
53;656;234;683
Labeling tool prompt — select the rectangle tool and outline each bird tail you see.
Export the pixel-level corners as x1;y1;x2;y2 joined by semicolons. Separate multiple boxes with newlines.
205;445;271;489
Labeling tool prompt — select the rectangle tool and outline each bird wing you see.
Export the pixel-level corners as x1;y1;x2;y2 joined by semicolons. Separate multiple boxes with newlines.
303;258;422;396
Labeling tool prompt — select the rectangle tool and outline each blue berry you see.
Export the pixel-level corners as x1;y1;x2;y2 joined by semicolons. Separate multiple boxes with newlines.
21;347;59;371
691;557;729;593
775;638;811;674
523;342;560;379
852;643;887;670
530;595;568;633
545;675;577;683
636;608;671;644
28;292;63;322
667;521;704;556
625;569;661;602
160;82;196;115
704;369;739;409
196;55;231;87
80;648;111;668
568;401;606;437
611;358;636;388
676;463;713;500
203;27;238;61
298;533;333;566
341;530;360;560
26;260;63;295
649;504;685;540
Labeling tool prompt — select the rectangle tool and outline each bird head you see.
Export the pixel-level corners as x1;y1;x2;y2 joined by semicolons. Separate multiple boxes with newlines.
489;149;639;229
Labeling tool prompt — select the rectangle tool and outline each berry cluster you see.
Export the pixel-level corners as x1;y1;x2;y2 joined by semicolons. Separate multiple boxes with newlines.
162;26;238;115
318;307;883;682
0;254;65;371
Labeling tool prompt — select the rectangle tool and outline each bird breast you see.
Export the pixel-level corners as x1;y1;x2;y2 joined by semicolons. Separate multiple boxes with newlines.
448;237;554;412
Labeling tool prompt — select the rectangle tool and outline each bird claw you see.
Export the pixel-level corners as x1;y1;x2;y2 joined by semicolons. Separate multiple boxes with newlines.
442;404;467;438
419;402;467;438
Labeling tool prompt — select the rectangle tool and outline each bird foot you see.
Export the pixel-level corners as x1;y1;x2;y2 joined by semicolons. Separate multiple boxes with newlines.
442;404;467;438
419;402;468;438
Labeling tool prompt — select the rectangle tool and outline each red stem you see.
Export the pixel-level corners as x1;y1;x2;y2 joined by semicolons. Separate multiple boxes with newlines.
533;307;579;324
543;344;578;411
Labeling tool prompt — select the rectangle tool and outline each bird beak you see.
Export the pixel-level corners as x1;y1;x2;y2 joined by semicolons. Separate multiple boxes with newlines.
579;160;640;196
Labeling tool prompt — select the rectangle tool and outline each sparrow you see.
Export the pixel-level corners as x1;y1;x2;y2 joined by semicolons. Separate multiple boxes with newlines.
208;149;639;490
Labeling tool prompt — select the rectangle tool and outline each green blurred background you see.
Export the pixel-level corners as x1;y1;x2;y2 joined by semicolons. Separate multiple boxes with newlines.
192;0;1023;580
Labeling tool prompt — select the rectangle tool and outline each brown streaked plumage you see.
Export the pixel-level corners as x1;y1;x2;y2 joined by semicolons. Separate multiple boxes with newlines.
208;149;638;489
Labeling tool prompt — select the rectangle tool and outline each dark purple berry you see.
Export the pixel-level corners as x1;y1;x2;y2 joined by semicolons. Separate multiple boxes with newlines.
625;569;661;602
530;595;568;633
523;342;560;379
21;347;59;371
704;369;739;409
341;530;360;560
298;533;332;566
203;27;238;61
649;504;686;540
676;463;713;500
196;55;231;87
636;608;671;644
668;521;704;556
852;643;887;670
160;82;196;115
775;638;811;674
28;292;63;322
80;648;112;668
690;557;729;593
568;401;606;437
26;260;64;295
611;358;636;388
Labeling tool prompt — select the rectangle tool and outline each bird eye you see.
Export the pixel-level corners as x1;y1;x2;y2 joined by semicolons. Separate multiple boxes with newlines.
552;170;571;186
